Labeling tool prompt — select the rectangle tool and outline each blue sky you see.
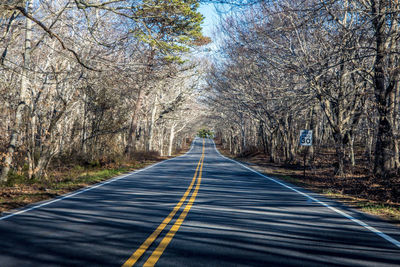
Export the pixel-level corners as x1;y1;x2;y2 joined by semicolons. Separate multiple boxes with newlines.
199;4;220;38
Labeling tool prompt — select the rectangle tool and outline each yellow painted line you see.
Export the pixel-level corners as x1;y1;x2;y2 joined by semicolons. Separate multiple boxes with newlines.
143;150;205;266
122;140;205;267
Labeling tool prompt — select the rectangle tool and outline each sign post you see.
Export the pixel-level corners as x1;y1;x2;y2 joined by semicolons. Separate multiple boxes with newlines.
299;130;313;178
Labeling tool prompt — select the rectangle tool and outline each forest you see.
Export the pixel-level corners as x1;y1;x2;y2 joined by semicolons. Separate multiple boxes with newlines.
206;0;400;178
202;0;400;207
0;0;210;184
1;0;400;205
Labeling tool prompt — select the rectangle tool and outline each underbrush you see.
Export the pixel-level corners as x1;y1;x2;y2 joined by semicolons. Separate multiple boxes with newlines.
128;150;160;161
237;146;260;158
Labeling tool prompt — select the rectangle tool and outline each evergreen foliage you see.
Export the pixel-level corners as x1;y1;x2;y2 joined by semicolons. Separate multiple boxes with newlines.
198;128;214;138
132;0;205;61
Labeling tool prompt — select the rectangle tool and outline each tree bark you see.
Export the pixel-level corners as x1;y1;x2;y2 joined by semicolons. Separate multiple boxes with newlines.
393;83;400;169
158;129;164;156
240;118;246;153
147;95;158;152
372;3;396;177
1;0;32;182
333;133;345;176
168;124;176;157
349;132;355;167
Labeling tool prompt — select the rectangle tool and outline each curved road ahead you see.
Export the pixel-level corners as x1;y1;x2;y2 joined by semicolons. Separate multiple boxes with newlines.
1;138;400;266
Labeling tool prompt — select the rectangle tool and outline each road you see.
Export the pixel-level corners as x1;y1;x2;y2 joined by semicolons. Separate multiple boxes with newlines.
1;138;400;266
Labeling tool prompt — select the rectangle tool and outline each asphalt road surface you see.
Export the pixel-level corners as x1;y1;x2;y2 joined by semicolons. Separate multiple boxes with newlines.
1;138;400;266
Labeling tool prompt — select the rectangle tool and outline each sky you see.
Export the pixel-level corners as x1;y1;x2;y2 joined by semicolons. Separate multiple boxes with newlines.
199;4;220;38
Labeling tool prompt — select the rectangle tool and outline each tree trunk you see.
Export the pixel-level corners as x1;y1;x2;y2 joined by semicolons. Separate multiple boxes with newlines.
147;96;157;152
259;122;267;155
27;113;36;179
349;132;355;167
367;126;374;165
333;133;345;176
375;115;395;176
27;150;34;179
229;129;233;154
159;130;164;156
240;121;246;153
1;0;32;182
33;156;49;179
268;135;275;163
394;139;400;169
372;4;396;177
32;142;59;179
393;83;400;169
81;92;88;154
168;124;176;157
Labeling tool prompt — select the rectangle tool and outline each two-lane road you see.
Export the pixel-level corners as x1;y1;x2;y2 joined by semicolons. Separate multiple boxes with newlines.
1;138;400;266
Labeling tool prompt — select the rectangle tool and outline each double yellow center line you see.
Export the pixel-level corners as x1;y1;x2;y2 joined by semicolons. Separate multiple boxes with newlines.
122;139;205;267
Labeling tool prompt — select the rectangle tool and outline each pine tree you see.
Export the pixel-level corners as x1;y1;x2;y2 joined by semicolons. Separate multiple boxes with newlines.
132;0;206;61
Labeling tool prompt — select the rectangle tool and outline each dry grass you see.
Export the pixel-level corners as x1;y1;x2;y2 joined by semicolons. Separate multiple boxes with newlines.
322;191;400;223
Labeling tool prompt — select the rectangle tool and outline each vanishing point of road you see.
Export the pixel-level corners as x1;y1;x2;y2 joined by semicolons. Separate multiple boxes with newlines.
1;138;400;266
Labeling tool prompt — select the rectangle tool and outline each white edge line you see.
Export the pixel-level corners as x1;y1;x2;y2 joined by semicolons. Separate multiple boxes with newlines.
211;140;400;249
0;138;199;221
